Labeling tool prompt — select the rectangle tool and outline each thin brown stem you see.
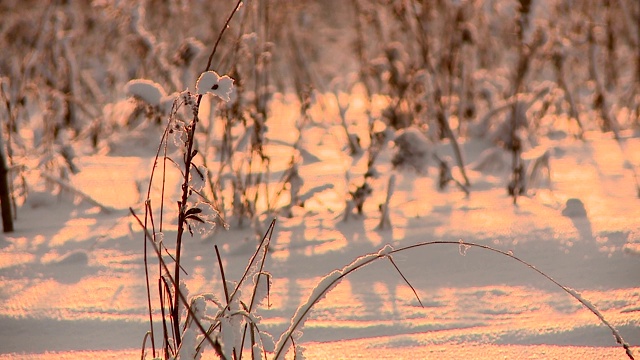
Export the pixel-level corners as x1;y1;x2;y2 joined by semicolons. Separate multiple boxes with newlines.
130;208;217;352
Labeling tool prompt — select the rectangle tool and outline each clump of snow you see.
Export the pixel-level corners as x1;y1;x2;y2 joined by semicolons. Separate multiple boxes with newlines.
177;295;210;360
251;272;271;309
178;281;190;319
195;71;235;101
124;79;167;107
392;127;431;173
177;324;200;360
459;239;471;256
219;294;244;358
377;244;395;257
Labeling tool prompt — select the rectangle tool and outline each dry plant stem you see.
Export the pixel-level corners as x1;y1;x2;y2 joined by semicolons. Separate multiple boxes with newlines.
386;256;423;307
400;1;469;188
205;0;244;74
159;138;169;232
171;0;244;348
229;219;275;305
0;132;13;232
438;107;470;186
140;330;152;360
196;220;275;354
553;53;584;138
409;8;470;187
587;24;620;139
239;221;274;357
214;244;238;360
135;1;243;354
143;202;156;358
508;8;533;205
130;208;217;352
585;20;638;196
140;119;177;357
0;82;19;229
159;277;174;357
172;113;198;345
142;120;173;357
274;240;635;360
215;245;231;305
351;0;376;97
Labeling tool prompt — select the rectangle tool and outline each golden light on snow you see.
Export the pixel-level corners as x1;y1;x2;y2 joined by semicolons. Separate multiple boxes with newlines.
2;121;638;359
2;1;640;357
49;218;96;247
0;248;35;268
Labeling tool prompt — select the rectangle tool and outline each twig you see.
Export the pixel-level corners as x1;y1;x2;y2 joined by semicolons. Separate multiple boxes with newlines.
130;208;217;353
386;256;423;307
215;245;230;306
170;0;245;346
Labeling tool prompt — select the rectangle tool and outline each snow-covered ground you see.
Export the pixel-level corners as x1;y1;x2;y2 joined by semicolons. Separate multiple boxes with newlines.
1;1;639;357
0;111;638;358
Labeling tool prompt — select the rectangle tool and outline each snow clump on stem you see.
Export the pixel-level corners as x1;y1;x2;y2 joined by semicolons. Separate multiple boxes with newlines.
195;71;235;101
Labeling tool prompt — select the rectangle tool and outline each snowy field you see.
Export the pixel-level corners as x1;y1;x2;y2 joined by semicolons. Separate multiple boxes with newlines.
1;0;639;359
0;116;638;359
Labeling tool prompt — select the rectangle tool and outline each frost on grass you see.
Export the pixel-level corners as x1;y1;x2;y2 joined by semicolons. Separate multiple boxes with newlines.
184;200;219;238
154;231;164;245
196;71;235;101
177;294;214;360
459;239;471;256
220;289;244;358
189;165;208;192
252;271;271;308
178;281;190;317
377;244;395;257
275;248;390;358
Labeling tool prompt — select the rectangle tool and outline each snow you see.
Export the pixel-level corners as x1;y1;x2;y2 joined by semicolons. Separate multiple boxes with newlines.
0;118;638;359
1;1;639;359
195;71;235;102
392;128;431;173
125;79;167;107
